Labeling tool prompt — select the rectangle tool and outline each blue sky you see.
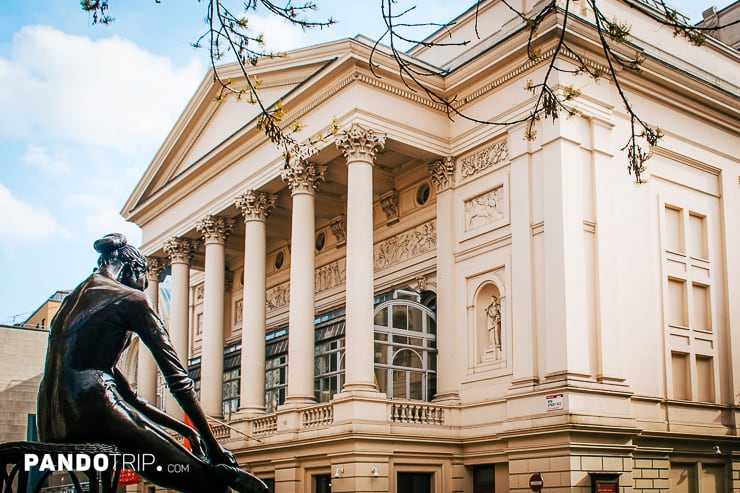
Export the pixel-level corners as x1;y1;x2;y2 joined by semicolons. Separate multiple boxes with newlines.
0;0;728;324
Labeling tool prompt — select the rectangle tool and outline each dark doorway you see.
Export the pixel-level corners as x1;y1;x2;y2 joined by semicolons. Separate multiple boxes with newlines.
314;474;331;493
397;472;432;493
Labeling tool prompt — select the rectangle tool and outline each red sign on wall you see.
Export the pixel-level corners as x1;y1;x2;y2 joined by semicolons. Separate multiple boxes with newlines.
529;473;544;492
597;483;618;493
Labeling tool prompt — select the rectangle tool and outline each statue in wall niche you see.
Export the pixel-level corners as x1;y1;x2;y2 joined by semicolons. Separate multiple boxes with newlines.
37;233;266;493
484;295;502;353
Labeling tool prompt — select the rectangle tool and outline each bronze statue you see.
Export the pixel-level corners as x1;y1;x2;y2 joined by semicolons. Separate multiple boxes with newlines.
37;233;266;493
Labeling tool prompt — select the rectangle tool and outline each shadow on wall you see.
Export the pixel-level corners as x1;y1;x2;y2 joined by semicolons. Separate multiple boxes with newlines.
0;374;43;442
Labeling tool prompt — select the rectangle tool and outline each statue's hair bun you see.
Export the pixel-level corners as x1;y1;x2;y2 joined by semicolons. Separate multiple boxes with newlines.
94;233;128;255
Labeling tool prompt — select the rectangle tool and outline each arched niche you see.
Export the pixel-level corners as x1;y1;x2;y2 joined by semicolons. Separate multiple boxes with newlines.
474;281;504;363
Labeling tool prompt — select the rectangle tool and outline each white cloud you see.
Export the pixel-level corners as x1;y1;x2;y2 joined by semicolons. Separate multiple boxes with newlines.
247;14;310;53
21;145;71;176
0;25;204;154
0;181;71;249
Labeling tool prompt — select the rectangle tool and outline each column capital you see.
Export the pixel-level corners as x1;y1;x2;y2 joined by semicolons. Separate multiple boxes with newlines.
196;214;234;244
281;160;326;194
145;256;167;283
429;156;456;192
336;123;386;162
235;190;278;221
163;237;197;265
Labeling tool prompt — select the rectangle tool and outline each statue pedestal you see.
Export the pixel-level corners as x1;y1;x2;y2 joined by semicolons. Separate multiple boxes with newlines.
482;346;501;362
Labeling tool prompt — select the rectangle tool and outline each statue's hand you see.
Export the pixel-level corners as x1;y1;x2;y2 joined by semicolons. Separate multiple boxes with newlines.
185;430;206;459
208;443;237;466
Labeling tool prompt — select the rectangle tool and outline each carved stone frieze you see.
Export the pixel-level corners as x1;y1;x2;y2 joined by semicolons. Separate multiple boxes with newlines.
163;237;197;265
380;189;400;225
429;156;455;192
329;215;347;247
465;186;505;230
235;190;278;221
280;160;326;193
266;258;348;312
195;284;204;304
460;140;509;179
145;256;167;283
315;259;346;293
335;123;386;162
373;220;437;271
196;215;234;244
266;282;290;311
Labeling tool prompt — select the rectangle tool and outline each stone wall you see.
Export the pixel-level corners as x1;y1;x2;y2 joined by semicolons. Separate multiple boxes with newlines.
0;325;48;442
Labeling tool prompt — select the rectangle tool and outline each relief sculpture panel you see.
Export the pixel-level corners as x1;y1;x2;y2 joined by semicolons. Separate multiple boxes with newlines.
465;186;505;231
374;220;437;271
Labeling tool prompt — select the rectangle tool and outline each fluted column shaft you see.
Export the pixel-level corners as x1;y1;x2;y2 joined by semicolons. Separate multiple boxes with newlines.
336;124;386;393
196;215;234;418
162;238;196;419
138;256;166;403
281;160;326;405
235;191;276;415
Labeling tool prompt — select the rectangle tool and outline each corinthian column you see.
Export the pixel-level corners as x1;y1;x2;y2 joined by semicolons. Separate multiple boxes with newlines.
162;237;197;419
429;157;459;402
196;215;234;418
138;256;167;403
281;160;326;405
235;190;277;415
336;124;386;393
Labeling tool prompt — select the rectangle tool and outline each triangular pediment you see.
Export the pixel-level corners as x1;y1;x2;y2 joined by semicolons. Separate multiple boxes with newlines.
122;41;351;218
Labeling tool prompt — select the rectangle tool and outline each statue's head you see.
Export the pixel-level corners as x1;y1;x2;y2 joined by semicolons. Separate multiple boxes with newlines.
94;233;148;291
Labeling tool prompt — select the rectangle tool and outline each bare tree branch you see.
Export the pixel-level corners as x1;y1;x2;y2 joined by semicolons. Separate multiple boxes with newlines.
80;0;736;181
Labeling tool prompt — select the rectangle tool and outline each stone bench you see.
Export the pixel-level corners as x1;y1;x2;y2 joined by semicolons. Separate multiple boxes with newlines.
0;441;123;493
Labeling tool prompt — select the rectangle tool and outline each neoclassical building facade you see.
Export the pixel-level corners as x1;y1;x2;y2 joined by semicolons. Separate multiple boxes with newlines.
122;1;740;492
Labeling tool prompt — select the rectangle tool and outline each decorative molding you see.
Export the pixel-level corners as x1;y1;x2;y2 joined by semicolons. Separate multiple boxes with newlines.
196;215;235;244
195;284;204;304
460;140;509;179
329;215;347;247
163;237;197;265
465;186;505;231
429;156;455;192
380;189;400;225
280;160;326;193
336;123;386;162
145;256;167;283
415;275;428;292
374;220;437;271
235;190;278;221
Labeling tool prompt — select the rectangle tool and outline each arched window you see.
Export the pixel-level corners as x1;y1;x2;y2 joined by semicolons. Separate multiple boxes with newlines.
374;298;436;401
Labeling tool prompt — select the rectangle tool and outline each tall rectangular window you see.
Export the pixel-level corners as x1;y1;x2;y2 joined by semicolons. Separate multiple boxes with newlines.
314;310;345;403
265;328;288;413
